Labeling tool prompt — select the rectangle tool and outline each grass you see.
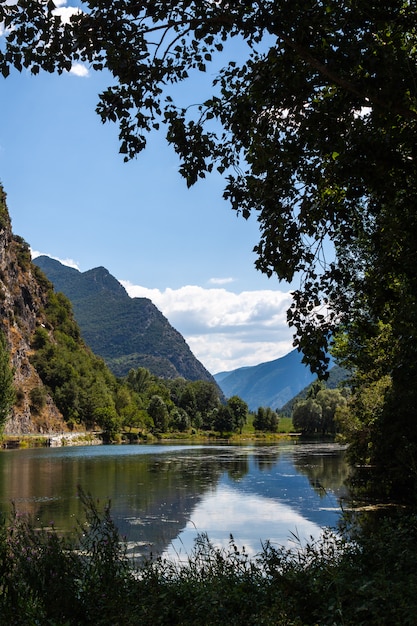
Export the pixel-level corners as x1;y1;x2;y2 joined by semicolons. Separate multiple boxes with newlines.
0;489;416;625
1;435;50;449
278;416;294;433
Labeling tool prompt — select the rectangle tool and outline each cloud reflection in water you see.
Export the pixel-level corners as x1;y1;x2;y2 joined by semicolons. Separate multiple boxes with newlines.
165;483;324;561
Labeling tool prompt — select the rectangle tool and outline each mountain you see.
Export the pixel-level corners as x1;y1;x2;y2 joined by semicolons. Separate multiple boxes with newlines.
214;350;321;411
33;256;215;383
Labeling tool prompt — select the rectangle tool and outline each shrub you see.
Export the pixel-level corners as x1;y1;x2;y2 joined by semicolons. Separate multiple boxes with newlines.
29;386;46;413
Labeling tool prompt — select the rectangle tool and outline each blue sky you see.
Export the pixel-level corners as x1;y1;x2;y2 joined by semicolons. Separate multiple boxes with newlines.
0;3;296;374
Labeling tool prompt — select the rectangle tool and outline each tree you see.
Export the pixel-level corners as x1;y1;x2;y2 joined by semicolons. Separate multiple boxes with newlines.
292;387;346;435
226;396;248;433
82;379;117;429
316;389;347;435
0;331;15;432
253;406;279;433
147;394;169;433
292;398;322;436
94;406;121;442
177;384;197;421
3;1;417;499
169;407;190;432
213;405;235;436
335;375;390;470
120;402;145;433
29;386;47;414
189;381;221;429
126;367;153;395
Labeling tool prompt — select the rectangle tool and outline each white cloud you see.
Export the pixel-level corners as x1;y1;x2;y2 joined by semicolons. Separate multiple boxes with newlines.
31;249;80;270
121;281;294;373
165;484;324;560
52;3;81;24
69;62;89;77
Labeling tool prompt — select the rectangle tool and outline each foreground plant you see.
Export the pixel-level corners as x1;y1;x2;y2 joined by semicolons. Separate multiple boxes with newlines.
0;492;416;625
0;490;132;625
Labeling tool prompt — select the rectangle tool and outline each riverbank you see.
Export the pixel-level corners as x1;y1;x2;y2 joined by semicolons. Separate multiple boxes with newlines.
1;431;102;449
1;421;299;449
1;432;299;450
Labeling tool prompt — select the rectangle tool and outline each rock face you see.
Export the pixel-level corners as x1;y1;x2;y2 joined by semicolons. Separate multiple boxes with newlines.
0;187;67;434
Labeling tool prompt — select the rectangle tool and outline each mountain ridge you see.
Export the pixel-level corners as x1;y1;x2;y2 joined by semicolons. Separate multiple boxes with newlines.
34;255;216;384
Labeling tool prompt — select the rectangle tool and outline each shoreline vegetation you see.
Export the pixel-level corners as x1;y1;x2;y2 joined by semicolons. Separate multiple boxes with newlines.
0;487;416;625
0;428;300;450
0;415;301;449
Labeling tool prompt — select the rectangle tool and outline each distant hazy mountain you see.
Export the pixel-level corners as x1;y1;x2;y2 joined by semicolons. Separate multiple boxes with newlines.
279;364;349;416
214;350;327;411
34;256;216;383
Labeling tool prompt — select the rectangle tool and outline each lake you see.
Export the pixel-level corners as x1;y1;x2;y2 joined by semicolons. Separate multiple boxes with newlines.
0;441;349;561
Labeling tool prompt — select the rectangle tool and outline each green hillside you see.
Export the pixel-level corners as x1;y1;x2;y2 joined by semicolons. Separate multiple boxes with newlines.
33;256;215;383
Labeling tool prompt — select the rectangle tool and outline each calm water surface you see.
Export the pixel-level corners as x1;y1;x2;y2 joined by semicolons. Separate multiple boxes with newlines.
0;442;349;559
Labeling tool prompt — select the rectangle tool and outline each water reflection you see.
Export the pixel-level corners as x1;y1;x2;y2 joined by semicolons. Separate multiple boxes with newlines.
0;442;348;560
167;484;323;561
292;442;350;496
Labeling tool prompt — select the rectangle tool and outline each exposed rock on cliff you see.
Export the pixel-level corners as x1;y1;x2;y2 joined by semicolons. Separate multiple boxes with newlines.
0;187;69;434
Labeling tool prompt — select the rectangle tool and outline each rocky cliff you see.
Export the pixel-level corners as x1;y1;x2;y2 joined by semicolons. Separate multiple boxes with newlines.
0;186;67;434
